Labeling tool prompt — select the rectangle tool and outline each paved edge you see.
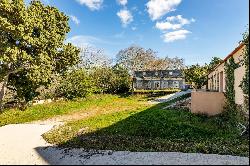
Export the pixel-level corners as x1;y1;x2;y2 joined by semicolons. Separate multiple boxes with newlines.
0;123;249;165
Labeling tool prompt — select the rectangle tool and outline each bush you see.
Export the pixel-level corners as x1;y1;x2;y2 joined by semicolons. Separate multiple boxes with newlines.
89;66;131;94
56;69;96;99
133;89;180;97
112;65;131;94
35;74;62;100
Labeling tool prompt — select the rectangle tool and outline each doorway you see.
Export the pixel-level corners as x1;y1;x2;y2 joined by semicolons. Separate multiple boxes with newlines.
154;81;160;90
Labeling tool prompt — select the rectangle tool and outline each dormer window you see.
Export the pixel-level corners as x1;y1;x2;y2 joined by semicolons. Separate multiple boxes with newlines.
169;71;173;75
143;72;146;76
155;72;158;76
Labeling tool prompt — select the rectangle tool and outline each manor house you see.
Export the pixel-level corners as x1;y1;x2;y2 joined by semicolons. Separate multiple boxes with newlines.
133;70;185;90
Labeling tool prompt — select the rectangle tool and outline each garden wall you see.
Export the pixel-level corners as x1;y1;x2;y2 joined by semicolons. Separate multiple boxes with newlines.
191;91;226;116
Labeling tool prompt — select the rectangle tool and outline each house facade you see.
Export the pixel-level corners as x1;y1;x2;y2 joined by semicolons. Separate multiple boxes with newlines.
133;70;185;90
191;43;247;116
207;43;246;105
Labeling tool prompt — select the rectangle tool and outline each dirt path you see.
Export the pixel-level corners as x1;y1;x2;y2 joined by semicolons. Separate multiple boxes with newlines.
0;124;53;165
28;103;150;126
0;95;248;165
0;123;249;165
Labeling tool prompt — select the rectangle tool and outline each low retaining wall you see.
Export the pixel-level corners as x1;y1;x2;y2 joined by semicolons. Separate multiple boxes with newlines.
191;91;226;116
32;98;64;106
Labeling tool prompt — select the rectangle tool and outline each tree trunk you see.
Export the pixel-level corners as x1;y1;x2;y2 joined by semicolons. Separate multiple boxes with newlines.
0;76;8;111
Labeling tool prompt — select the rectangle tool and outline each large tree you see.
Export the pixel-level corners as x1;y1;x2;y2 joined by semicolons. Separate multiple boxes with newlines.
0;0;79;109
184;57;222;89
208;57;223;71
116;45;184;73
77;45;111;70
184;64;209;89
116;45;156;73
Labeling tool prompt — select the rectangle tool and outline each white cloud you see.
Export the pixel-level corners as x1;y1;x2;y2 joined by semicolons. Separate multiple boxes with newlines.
69;15;80;25
131;26;137;31
76;0;103;11
114;31;125;38
156;21;182;31
117;0;127;6
117;9;133;27
131;6;138;11
146;0;182;20
156;15;195;31
162;29;191;42
66;35;121;47
66;35;101;47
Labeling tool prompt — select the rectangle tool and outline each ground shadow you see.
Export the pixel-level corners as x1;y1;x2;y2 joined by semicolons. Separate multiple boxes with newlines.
35;146;114;165
52;101;248;157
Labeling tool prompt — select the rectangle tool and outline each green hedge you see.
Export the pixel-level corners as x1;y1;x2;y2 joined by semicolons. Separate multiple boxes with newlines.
133;89;180;96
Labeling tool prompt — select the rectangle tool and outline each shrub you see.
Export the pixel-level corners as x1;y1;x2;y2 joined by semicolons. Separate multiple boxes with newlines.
56;69;96;99
133;89;180;97
89;66;131;94
35;74;62;100
111;65;132;94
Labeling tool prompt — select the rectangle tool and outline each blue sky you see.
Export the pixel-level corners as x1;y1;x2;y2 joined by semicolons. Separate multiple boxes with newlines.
26;0;249;65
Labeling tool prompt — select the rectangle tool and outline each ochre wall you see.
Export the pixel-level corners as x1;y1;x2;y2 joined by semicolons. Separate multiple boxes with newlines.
207;45;245;93
234;65;246;105
191;91;226;116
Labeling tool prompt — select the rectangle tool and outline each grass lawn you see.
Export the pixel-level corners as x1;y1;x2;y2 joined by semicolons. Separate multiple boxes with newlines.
0;94;150;127
43;95;249;157
133;89;180;97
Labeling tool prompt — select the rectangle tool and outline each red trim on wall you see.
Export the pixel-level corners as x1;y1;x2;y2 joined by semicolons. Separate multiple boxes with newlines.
207;43;245;76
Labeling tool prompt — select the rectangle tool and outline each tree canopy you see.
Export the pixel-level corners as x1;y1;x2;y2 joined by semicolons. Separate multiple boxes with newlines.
184;64;208;89
208;57;223;71
77;45;111;70
0;0;80;108
116;45;184;73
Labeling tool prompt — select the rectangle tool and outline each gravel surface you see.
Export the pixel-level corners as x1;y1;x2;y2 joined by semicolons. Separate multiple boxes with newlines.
0;123;249;165
149;90;192;104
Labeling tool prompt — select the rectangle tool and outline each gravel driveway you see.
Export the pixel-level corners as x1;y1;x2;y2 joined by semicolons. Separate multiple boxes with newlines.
0;123;249;165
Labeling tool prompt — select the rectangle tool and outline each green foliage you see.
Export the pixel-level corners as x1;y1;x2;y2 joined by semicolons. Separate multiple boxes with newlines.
239;29;249;136
90;66;131;94
225;57;238;106
208;57;223;71
133;89;180;98
57;69;96;100
89;67;115;93
184;64;208;89
133;89;180;93
223;57;242;127
0;94;148;127
35;74;62;100
0;0;80;105
112;65;132;93
43;99;248;156
240;29;249;97
184;57;222;89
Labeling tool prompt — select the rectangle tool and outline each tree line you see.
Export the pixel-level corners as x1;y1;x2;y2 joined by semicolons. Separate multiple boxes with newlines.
0;0;186;110
0;0;225;111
